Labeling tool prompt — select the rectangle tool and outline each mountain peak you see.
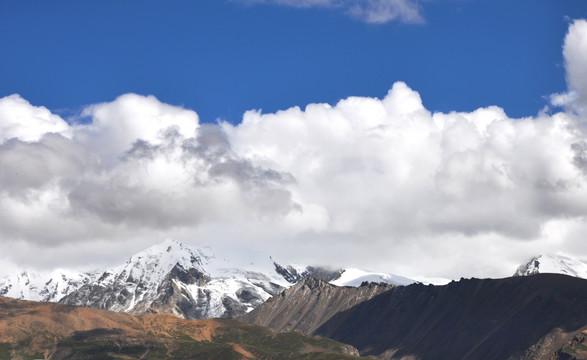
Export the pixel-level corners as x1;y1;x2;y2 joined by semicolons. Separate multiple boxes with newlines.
125;239;205;274
144;238;190;255
514;254;587;278
299;275;330;290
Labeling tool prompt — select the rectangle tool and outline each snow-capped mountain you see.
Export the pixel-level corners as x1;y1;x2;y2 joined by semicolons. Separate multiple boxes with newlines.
0;269;98;302
59;239;299;319
0;239;413;319
514;255;587;278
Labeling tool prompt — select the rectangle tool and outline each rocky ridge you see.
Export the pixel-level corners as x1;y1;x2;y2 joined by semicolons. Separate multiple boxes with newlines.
240;276;395;334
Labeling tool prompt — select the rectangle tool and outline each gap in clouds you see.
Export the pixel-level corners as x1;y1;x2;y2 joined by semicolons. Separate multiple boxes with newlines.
0;20;586;280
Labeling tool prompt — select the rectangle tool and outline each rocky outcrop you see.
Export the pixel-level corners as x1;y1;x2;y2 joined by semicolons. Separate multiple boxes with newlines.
240;276;394;334
273;262;343;283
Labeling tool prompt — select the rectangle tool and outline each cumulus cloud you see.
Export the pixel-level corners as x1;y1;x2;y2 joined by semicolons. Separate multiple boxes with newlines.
223;83;587;245
1;20;587;280
238;0;424;24
551;19;587;114
0;93;296;249
563;19;587;111
0;95;71;144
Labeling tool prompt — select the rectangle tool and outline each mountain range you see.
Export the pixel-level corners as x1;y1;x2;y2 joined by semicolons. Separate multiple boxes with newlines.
0;239;412;319
2;240;587;359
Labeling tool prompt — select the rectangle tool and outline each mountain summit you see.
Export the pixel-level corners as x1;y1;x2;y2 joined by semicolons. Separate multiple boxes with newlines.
514;254;587;278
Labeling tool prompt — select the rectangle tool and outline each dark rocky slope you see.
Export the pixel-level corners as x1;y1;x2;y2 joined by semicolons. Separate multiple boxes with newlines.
315;274;587;360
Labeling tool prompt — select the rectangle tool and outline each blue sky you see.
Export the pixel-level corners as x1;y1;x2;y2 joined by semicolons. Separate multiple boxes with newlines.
2;1;587;279
1;0;585;123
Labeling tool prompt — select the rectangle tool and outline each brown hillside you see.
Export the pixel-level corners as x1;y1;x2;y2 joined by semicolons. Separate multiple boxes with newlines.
0;296;363;359
0;296;219;343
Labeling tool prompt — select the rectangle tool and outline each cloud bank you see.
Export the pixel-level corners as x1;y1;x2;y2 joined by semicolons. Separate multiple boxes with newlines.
1;20;587;279
238;0;424;24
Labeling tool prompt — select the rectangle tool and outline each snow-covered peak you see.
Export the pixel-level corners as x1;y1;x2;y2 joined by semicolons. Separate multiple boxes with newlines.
133;238;202;265
98;238;207;288
514;255;587;278
330;268;415;287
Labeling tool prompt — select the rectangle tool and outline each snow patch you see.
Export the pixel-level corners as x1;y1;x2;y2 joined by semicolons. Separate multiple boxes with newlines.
330;268;415;287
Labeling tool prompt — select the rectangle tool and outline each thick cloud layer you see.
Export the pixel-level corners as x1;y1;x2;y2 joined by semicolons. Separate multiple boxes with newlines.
1;20;587;279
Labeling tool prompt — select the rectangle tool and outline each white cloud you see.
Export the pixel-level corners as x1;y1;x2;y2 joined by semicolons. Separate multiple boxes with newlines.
551;19;587;114
223;82;587;246
76;93;200;166
238;0;424;24
0;95;71;144
0;93;296;246
564;19;587;111
1;20;587;280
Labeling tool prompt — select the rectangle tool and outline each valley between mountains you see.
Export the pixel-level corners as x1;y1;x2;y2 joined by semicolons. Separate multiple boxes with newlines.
1;240;587;359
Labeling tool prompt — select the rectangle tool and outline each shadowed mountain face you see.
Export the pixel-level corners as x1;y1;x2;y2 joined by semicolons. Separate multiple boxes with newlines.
0;296;363;359
316;274;587;360
243;275;587;360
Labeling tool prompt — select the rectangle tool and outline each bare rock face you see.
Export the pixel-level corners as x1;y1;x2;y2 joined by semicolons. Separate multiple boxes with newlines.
240;276;394;334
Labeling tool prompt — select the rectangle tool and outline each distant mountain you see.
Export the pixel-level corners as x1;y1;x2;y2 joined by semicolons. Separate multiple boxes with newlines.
244;275;587;360
0;239;411;320
514;254;587;278
0;295;363;359
273;262;415;286
0;269;98;303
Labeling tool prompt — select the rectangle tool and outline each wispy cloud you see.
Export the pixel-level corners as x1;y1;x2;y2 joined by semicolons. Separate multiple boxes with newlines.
238;0;424;24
